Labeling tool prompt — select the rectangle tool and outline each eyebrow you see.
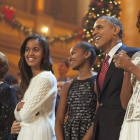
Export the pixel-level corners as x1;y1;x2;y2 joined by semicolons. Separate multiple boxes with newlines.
70;50;76;53
25;46;39;48
93;24;103;30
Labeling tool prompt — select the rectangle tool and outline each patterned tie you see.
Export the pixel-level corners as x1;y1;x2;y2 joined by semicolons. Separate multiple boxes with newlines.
98;55;110;92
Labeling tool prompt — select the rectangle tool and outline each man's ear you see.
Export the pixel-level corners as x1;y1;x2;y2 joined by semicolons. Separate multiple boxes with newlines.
85;51;91;58
113;26;120;36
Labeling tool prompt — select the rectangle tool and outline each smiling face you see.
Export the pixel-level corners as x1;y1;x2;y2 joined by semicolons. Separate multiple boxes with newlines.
24;39;44;71
92;19;116;53
68;45;87;70
58;62;69;75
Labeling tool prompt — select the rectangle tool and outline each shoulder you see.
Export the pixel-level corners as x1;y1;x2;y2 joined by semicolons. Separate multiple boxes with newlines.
124;45;140;57
132;51;140;56
131;51;140;62
0;83;16;98
126;47;140;52
63;79;73;90
65;79;73;85
60;80;73;97
37;71;56;81
34;71;57;86
0;83;13;92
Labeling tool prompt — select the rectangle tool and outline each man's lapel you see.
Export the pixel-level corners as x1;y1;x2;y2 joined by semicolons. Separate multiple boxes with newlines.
100;44;127;94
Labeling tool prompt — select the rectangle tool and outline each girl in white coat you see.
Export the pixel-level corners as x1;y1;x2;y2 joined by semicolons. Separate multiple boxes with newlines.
14;34;57;140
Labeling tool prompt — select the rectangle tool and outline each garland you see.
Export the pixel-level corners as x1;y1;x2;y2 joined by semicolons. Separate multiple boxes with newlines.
0;5;83;43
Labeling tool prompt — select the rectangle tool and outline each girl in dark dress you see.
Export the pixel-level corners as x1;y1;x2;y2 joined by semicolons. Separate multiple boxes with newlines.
55;41;97;140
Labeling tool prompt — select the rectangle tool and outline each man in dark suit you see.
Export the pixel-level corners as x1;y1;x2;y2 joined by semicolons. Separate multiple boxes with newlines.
92;16;140;140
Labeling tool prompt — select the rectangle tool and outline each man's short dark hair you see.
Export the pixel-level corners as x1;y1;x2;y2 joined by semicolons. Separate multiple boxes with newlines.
3;73;18;85
98;16;123;39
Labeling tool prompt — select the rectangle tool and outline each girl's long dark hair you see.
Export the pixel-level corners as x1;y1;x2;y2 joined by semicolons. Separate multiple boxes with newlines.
18;34;53;97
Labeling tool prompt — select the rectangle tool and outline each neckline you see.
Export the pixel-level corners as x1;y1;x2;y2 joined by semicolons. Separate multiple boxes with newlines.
76;75;96;82
32;71;49;79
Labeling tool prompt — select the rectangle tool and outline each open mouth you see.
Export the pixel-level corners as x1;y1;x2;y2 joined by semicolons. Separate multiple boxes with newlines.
94;37;101;43
28;57;36;62
70;60;75;65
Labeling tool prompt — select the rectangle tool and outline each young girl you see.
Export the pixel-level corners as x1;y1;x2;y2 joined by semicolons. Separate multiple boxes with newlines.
55;41;97;140
14;34;57;140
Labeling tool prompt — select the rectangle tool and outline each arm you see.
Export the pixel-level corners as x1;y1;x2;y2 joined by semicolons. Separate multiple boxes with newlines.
113;51;139;109
120;72;133;109
55;81;72;140
128;62;140;81
15;77;56;122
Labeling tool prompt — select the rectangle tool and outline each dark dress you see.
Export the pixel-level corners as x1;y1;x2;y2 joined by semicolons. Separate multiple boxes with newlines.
64;76;97;140
0;83;18;140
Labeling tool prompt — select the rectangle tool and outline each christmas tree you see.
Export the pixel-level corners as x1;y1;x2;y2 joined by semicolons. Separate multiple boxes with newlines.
83;0;121;72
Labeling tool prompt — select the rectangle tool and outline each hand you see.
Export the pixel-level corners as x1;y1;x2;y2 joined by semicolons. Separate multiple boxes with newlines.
64;109;69;124
11;121;21;134
113;50;132;71
17;102;25;111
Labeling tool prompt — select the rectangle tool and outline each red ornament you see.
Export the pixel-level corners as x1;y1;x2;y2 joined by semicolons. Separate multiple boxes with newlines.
78;30;84;35
2;6;15;22
109;3;113;10
97;2;103;8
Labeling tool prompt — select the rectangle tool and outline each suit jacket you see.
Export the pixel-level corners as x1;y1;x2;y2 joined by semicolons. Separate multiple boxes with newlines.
93;44;140;140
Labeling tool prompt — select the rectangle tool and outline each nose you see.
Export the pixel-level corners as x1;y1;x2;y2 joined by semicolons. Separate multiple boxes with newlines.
28;50;34;55
68;55;71;62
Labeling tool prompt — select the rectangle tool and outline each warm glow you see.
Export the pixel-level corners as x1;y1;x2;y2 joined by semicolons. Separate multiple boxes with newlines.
42;27;49;33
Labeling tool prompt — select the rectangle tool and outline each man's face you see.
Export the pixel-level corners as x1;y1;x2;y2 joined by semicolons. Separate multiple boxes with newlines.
92;19;115;53
58;62;69;75
57;81;65;96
